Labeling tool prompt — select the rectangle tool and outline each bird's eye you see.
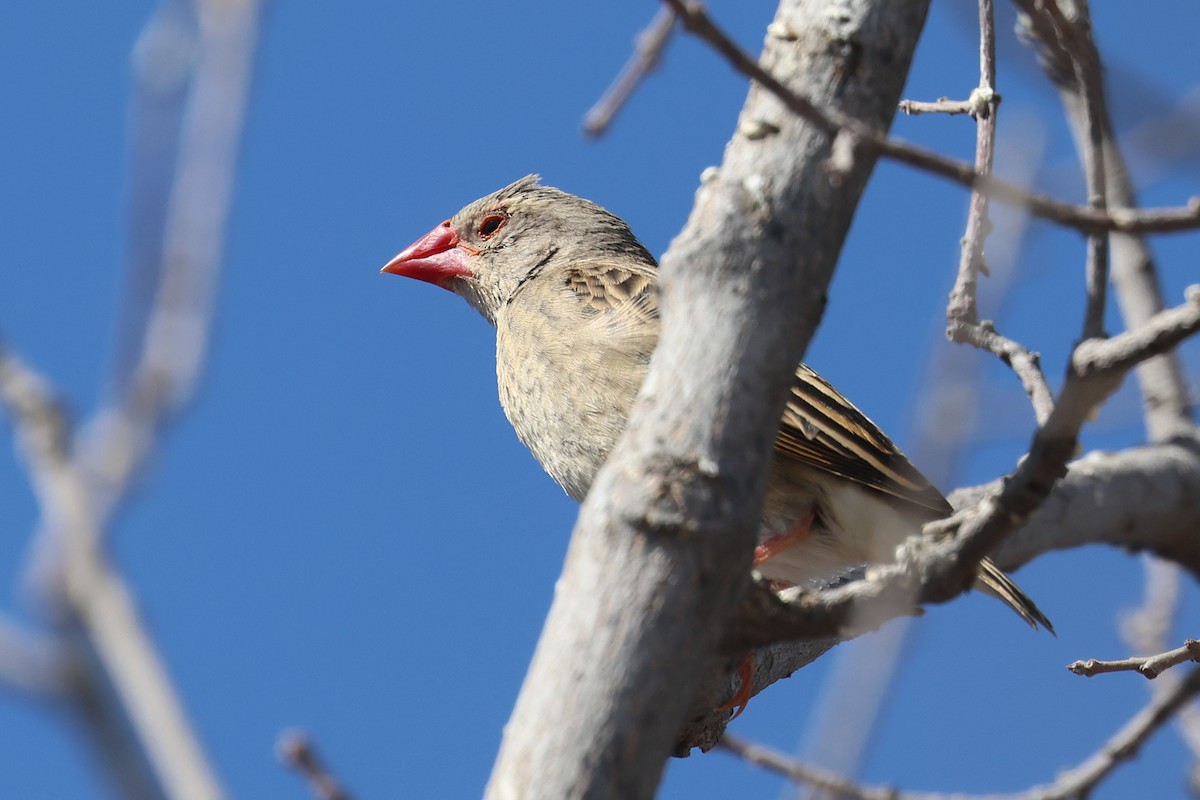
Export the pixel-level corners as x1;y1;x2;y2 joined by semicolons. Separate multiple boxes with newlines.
478;213;507;239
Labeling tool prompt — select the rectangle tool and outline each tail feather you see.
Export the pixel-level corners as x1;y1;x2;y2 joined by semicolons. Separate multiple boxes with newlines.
975;558;1055;634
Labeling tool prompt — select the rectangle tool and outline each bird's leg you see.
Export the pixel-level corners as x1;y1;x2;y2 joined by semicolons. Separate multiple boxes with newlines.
719;511;816;719
716;657;756;720
753;510;815;566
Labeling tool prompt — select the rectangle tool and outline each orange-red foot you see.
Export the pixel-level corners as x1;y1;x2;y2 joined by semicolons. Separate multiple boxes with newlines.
753;510;815;566
716;655;755;720
721;511;815;720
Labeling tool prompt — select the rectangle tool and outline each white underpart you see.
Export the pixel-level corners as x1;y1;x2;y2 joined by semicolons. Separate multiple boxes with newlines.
754;482;923;587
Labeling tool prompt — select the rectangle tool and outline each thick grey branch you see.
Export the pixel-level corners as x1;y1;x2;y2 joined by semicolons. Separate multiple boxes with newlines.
487;0;934;795
669;437;1200;748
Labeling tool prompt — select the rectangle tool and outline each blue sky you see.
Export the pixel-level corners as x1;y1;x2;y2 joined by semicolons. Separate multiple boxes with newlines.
2;2;1199;798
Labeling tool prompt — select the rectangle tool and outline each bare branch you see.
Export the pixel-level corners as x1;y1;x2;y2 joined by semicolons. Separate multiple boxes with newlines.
1072;287;1200;377
278;731;353;800
663;0;1200;235
950;321;1054;424
940;0;1058;424
1015;0;1195;442
0;339;225;799
489;0;936;792
722;667;1200;799
0;617;66;698
583;7;677;137
0;337;71;479
75;0;264;529
1067;639;1200;679
724;287;1200;652
898;95;981;116
1037;1;1111;340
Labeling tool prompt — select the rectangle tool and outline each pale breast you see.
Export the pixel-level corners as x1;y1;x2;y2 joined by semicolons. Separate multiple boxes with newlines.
494;280;652;501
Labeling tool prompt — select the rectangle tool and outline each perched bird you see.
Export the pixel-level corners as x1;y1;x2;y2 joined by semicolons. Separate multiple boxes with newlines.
381;175;1052;635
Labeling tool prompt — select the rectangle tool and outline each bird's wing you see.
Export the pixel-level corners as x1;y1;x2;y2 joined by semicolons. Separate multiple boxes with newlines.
776;364;952;518
562;259;660;347
562;262;946;517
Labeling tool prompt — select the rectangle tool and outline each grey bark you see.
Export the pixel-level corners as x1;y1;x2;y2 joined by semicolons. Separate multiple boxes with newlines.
485;0;933;797
678;436;1200;750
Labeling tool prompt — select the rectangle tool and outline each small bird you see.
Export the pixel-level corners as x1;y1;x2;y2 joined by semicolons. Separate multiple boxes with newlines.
381;175;1052;636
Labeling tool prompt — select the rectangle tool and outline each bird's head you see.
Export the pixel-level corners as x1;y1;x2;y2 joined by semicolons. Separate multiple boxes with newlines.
381;175;655;323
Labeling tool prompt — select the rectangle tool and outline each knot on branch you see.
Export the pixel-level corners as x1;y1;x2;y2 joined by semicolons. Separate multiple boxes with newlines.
617;452;743;546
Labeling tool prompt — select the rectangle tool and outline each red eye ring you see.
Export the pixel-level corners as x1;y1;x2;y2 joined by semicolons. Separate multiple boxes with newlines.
478;213;507;239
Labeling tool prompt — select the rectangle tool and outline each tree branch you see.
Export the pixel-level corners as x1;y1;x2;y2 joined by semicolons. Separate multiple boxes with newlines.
278;731;353;800
665;0;1200;235
1015;0;1196;443
487;0;935;794
1067;639;1200;679
583;7;677;137
722;666;1200;799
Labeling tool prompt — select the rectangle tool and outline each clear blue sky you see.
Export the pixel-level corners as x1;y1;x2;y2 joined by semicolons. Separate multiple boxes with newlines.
2;2;1198;798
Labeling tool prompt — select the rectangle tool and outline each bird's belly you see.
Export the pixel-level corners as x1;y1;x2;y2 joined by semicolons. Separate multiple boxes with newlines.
496;334;637;502
756;467;925;587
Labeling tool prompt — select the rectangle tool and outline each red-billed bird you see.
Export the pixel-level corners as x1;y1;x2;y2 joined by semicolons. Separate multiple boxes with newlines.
382;176;1052;709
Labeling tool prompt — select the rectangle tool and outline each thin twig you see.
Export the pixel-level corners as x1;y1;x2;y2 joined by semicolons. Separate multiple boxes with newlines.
944;0;1056;423
1016;0;1196;443
661;0;1200;235
722;667;1200;799
951;320;1055;424
583;7;677;137
1072;286;1200;377
727;288;1200;651
278;731;353;800
1038;1;1111;340
898;96;979;116
1120;557;1200;768
1067;639;1200;679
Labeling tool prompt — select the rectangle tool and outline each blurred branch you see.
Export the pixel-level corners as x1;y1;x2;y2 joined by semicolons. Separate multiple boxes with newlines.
0;0;265;797
583;7;677;137
1015;0;1195;442
0;616;66;698
0;337;224;799
722;667;1200;799
76;0;263;528
663;0;1200;234
278;730;353;800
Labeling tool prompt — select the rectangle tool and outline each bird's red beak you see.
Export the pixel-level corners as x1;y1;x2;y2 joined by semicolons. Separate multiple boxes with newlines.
380;220;476;287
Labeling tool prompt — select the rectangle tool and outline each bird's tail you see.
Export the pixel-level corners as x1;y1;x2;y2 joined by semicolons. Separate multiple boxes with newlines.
975;558;1055;633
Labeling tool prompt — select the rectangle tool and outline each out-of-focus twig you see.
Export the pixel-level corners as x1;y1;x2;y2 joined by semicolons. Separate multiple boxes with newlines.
724;667;1200;799
1015;0;1195;442
76;0;263;529
0;615;66;698
1;0;265;797
1;337;225;799
583;6;677;137
278;731;354;800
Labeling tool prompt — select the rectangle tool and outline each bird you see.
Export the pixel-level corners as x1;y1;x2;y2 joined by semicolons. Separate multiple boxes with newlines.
381;175;1052;704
